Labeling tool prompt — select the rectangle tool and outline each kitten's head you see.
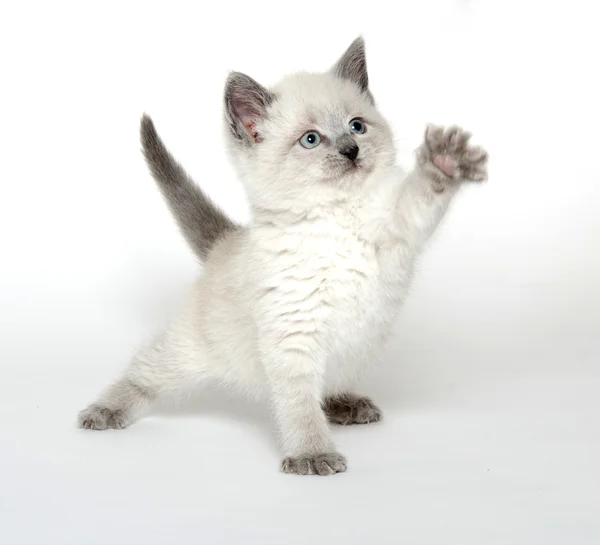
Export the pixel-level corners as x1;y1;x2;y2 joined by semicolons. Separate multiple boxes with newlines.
224;38;395;206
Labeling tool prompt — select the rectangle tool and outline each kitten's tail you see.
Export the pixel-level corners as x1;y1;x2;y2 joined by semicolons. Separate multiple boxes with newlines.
140;114;240;262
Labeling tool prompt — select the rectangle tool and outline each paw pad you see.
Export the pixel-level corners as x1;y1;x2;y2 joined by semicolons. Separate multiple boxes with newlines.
420;124;488;183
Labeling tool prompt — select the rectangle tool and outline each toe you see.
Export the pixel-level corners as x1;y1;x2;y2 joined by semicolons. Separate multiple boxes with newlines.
425;124;445;149
282;453;347;476
451;129;472;151
444;126;461;148
465;146;488;164
316;461;335;476
469;168;488;182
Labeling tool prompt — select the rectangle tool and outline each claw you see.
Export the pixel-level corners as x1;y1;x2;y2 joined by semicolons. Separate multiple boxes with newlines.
466;147;488;163
444;125;460;148
425;123;444;147
470;169;488;182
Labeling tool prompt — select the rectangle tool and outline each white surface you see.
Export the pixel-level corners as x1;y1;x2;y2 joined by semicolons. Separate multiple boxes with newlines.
1;1;599;544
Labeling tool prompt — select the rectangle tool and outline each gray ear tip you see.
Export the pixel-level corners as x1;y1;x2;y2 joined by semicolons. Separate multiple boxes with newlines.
140;113;156;139
349;36;366;53
140;112;153;126
227;71;257;85
226;71;242;86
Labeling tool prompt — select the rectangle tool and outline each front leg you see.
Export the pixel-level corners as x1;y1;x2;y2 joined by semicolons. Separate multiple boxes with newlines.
262;342;347;476
388;124;489;254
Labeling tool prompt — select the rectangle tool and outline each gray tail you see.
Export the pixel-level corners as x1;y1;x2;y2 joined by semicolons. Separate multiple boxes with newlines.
140;114;240;262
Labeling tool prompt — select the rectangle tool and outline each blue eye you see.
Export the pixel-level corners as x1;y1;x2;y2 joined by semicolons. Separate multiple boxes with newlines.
349;118;365;134
300;131;321;148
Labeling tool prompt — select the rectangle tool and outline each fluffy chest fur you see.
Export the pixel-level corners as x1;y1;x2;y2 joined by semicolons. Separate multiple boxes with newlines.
250;195;410;361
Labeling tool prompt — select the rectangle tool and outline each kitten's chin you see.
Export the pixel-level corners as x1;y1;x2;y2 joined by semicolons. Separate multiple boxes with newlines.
334;161;374;185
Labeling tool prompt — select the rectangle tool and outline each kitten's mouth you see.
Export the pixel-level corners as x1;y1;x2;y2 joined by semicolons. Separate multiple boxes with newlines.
347;159;373;175
345;160;361;172
327;158;372;184
331;160;372;185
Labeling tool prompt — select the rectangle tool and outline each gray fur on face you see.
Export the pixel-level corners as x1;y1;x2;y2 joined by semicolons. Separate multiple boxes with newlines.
224;71;275;144
223;38;392;205
140;114;240;262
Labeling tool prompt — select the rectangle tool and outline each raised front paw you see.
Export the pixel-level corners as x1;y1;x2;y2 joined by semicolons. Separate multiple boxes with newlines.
281;452;348;476
417;124;488;188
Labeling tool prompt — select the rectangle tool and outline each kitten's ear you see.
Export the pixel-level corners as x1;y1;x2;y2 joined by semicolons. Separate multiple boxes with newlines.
225;72;274;144
332;37;371;97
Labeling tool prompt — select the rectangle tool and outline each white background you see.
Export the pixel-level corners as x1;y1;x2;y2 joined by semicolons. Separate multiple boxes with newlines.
1;1;599;544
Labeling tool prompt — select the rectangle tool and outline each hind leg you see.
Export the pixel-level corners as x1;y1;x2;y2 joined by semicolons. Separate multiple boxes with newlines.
78;330;205;430
78;378;152;430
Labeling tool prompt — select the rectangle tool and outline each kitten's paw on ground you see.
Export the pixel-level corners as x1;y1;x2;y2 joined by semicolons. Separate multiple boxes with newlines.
418;124;488;185
323;394;382;425
281;452;348;476
78;405;129;430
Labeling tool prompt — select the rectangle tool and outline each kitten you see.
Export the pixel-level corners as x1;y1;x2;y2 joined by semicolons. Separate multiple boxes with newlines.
78;38;488;476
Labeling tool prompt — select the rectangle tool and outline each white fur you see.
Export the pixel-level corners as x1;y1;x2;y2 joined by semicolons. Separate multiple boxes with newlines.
79;45;485;470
